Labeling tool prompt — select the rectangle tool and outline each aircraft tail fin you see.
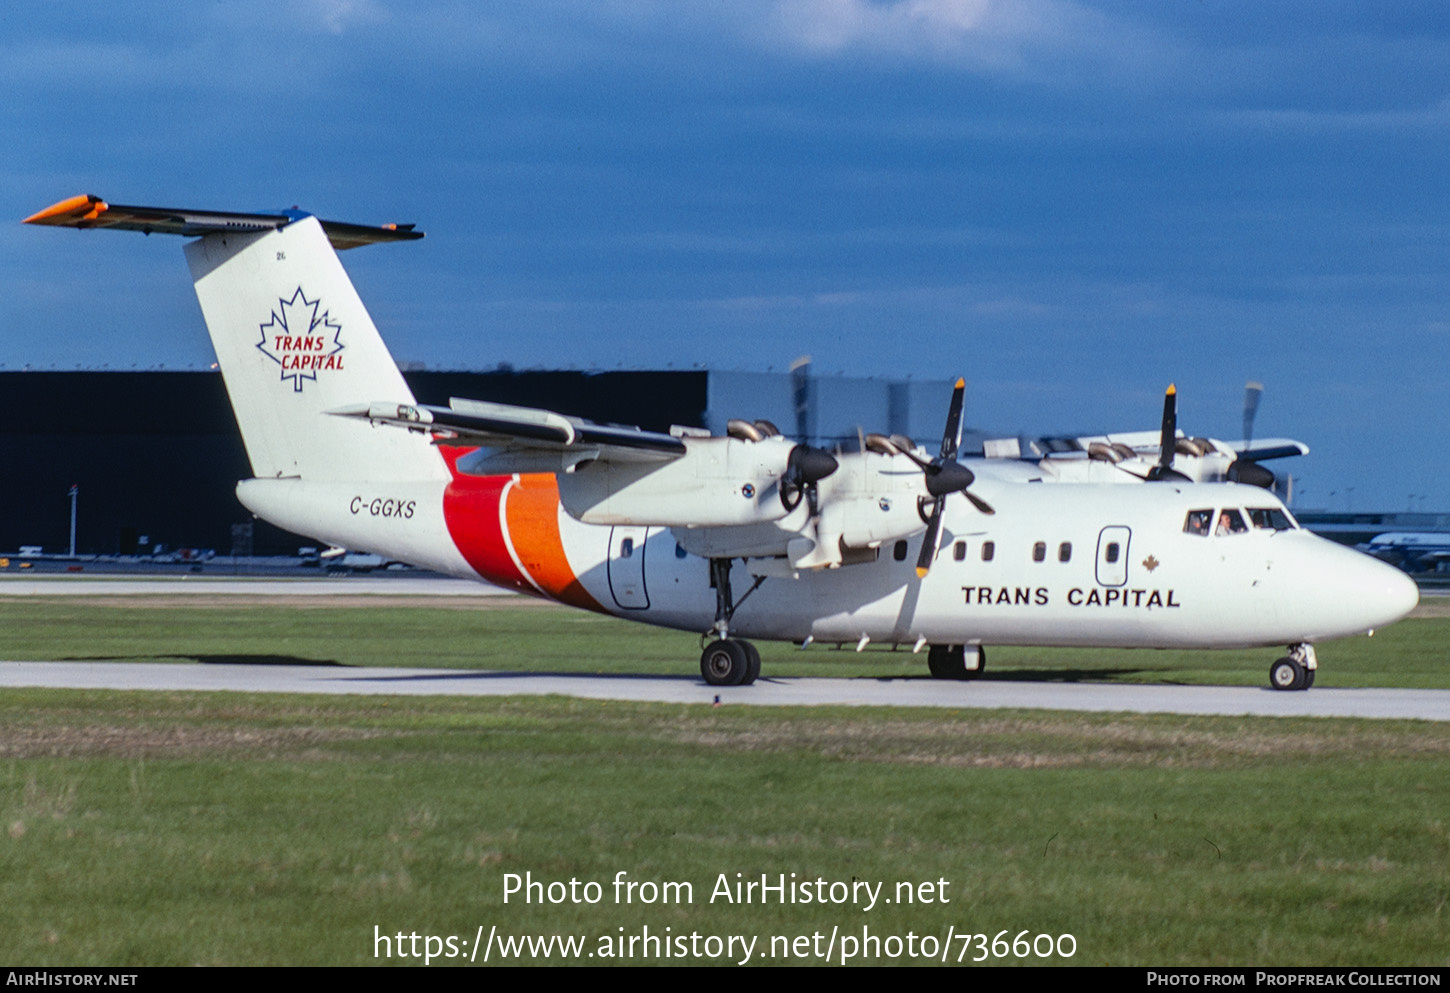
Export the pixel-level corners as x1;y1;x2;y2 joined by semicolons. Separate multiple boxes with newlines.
27;195;445;484
185;217;447;482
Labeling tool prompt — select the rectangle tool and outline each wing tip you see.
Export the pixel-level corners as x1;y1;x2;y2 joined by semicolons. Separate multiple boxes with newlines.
24;194;107;226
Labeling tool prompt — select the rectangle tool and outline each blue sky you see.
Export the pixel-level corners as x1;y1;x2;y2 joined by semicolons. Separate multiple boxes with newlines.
3;1;1448;511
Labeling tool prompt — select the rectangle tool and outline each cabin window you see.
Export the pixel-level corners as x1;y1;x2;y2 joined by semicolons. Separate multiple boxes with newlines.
1058;542;1072;563
981;541;995;562
1184;509;1212;536
675;542;688;559
893;540;908;561
620;538;634;558
1249;507;1295;531
1215;509;1249;536
953;541;967;561
1105;542;1120;564
1032;541;1046;562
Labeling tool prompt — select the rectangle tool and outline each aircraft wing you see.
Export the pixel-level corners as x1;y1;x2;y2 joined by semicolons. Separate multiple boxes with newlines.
329;397;688;468
24;194;421;250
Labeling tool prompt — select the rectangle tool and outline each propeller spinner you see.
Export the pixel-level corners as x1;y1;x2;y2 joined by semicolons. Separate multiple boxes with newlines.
779;443;839;515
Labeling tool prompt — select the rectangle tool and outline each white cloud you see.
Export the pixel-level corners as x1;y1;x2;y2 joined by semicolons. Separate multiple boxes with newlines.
1224;96;1450;135
756;0;1130;73
306;0;390;34
769;0;992;56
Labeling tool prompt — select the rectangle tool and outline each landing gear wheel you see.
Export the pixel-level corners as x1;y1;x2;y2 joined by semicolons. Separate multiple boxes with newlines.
1303;668;1316;689
701;639;750;686
927;644;966;680
1270;657;1308;691
741;641;761;685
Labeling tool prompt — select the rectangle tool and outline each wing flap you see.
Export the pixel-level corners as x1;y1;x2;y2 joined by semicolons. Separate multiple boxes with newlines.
329;397;688;464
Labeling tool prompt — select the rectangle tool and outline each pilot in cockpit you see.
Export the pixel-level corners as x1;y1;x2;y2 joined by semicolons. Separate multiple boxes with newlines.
1216;509;1249;536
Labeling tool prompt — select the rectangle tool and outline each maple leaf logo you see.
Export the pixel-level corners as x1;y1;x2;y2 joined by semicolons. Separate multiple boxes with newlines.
256;287;344;392
1142;554;1160;572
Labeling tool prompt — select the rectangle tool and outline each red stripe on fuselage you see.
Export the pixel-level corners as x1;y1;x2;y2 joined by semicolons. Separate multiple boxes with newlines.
438;447;535;595
437;448;604;613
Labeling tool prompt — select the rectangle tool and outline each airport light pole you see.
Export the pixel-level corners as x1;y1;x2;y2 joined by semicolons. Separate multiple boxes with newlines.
68;484;77;558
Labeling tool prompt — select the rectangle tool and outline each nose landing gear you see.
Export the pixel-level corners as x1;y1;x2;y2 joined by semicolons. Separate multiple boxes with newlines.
926;644;986;680
1269;643;1317;691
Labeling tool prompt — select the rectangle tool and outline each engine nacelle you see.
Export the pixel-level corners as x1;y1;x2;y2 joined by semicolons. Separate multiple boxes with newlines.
672;450;932;565
557;435;798;527
670;512;808;559
818;493;925;550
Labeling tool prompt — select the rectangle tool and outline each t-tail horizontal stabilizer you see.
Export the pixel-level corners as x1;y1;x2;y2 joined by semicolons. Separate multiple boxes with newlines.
24;194;422;250
26;194;443;486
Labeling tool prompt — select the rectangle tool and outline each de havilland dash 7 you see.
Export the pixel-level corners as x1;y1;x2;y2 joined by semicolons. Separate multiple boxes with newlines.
25;195;1418;691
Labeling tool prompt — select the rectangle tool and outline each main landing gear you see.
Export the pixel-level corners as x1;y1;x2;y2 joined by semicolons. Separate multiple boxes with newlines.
1269;643;1317;691
927;644;986;680
700;638;761;687
700;558;766;687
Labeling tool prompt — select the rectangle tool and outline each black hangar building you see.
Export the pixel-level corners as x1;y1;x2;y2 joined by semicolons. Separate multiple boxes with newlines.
2;369;953;558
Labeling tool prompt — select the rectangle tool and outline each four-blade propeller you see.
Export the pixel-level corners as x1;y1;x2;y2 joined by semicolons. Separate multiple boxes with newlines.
1130;380;1278;490
897;378;995;578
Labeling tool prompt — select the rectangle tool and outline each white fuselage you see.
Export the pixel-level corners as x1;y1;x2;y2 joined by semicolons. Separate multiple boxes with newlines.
239;473;1419;652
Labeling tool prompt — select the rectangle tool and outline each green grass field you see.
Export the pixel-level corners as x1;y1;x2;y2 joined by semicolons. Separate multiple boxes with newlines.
1;597;1447;966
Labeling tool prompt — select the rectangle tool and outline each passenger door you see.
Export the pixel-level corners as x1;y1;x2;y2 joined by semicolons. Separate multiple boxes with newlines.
607;526;651;609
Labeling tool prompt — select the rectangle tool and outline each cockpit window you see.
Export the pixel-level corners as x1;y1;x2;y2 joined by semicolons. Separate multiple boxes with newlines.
1248;507;1296;531
1215;509;1249;536
1184;509;1212;536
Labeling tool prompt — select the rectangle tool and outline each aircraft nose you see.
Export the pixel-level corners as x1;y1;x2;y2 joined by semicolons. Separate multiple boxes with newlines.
1335;545;1419;630
1366;557;1420;627
1299;539;1419;638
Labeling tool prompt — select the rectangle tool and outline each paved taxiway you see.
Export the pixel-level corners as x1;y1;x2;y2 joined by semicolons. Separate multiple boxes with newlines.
3;574;1444;720
0;575;505;596
0;660;1445;721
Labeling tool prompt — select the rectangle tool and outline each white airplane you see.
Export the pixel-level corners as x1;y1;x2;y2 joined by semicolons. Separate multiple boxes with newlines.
25;195;1419;691
980;382;1308;491
1358;533;1450;575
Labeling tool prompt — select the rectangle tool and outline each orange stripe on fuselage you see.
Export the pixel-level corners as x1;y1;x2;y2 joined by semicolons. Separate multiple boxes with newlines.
437;446;603;611
504;474;604;612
